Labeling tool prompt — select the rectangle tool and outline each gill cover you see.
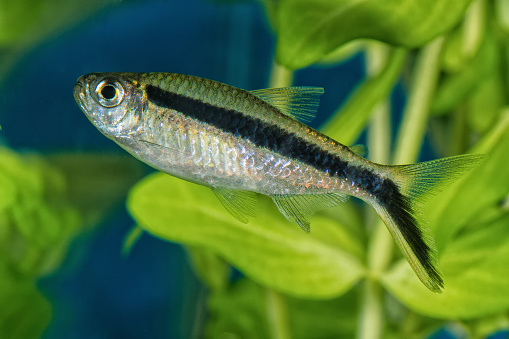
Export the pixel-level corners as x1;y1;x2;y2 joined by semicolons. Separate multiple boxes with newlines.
75;73;146;137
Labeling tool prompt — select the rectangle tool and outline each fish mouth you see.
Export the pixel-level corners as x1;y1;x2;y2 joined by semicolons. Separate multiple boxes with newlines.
73;76;89;113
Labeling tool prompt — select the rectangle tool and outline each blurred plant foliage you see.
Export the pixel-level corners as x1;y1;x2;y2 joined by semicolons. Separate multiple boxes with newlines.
0;148;143;338
0;0;125;82
0;0;112;47
127;0;509;338
0;2;146;338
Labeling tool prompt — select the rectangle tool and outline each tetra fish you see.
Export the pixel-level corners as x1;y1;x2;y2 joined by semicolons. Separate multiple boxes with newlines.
74;72;485;292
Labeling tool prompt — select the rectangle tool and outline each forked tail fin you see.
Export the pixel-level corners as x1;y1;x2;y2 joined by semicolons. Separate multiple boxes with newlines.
374;154;486;292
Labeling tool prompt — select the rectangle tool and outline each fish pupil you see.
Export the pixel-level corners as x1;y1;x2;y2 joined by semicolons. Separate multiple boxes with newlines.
101;85;116;100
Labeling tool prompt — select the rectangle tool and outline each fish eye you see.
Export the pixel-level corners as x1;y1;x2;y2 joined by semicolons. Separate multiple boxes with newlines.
94;79;125;107
101;84;116;99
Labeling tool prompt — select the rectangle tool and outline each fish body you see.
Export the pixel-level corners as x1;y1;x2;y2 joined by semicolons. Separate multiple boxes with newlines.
74;72;484;292
76;73;368;196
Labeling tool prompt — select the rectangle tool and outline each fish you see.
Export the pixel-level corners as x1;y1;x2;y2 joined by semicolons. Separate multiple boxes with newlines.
74;72;485;292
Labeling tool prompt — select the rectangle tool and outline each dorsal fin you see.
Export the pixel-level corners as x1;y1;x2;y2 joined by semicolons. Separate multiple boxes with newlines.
349;144;368;157
249;87;324;123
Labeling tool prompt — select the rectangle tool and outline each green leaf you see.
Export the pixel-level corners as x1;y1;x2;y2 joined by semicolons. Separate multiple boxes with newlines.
382;213;509;319
0;0;117;47
425;111;509;251
287;290;358;339
0;148;81;278
207;280;272;339
206;278;358;339
0;262;51;339
316;40;365;66
272;0;473;69
465;313;509;339
440;0;486;73
186;246;230;292
0;167;17;210
466;73;504;133
0;0;123;83
431;31;497;116
127;173;364;298
441;24;470;73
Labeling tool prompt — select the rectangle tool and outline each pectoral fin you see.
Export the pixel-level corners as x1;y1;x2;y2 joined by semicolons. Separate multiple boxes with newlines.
271;193;349;232
138;139;189;157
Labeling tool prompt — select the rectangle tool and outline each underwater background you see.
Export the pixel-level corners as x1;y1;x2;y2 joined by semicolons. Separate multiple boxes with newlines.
1;0;508;338
2;1;363;337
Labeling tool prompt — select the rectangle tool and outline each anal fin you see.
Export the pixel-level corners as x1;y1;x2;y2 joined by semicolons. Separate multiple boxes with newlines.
211;187;258;223
271;193;349;232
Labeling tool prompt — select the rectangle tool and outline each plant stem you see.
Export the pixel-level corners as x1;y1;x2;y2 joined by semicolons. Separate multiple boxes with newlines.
358;279;384;339
358;43;393;339
266;288;291;339
359;37;445;339
367;36;443;339
366;42;392;165
463;0;485;59
121;225;144;256
366;97;395;278
269;61;294;88
393;37;445;165
365;43;394;277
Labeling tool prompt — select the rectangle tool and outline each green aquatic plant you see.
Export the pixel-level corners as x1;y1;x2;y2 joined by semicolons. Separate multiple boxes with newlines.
0;148;75;339
126;0;509;338
0;148;143;339
0;0;125;82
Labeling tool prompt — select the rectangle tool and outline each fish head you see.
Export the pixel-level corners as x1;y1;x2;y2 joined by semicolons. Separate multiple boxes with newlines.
74;73;146;138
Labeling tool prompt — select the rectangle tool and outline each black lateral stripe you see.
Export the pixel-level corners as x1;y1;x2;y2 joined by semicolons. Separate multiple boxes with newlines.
384;191;443;290
146;84;389;196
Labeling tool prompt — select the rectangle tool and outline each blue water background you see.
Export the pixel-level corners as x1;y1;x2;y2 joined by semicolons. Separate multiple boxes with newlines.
1;0;501;338
0;1;358;337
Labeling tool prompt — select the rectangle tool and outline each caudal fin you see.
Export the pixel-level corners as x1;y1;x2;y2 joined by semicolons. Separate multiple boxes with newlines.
374;154;486;292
